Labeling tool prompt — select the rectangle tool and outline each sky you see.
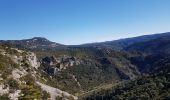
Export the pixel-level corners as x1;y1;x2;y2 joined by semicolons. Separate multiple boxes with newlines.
0;0;170;45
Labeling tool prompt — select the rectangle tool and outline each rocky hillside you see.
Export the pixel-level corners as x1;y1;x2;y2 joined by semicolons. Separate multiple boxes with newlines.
0;37;66;51
0;44;77;100
0;43;140;100
35;48;140;95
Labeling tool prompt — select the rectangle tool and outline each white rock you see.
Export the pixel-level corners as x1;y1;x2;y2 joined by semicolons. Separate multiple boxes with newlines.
0;85;9;95
27;53;40;69
9;90;21;100
12;69;27;80
36;81;78;100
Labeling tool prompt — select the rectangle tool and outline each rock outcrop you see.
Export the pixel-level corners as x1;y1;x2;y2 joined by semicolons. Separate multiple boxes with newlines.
0;46;77;100
42;56;82;75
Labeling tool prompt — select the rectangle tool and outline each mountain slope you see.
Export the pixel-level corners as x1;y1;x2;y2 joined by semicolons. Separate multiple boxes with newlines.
36;48;140;94
80;32;170;50
81;32;170;100
0;44;77;100
85;55;170;100
125;35;170;54
0;37;66;51
1;32;170;100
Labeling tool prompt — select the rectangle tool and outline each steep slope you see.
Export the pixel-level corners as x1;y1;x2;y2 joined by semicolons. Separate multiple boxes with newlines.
85;56;170;100
0;44;77;100
82;33;170;100
36;82;77;100
0;45;44;100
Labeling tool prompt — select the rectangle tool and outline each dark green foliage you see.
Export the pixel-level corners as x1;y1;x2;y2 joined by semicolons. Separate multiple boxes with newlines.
19;85;42;100
125;35;170;54
0;54;11;71
37;48;139;94
12;74;51;100
19;74;45;100
85;75;170;100
0;94;10;100
42;91;50;100
85;57;170;100
55;96;63;100
7;78;19;89
20;74;35;86
0;53;19;80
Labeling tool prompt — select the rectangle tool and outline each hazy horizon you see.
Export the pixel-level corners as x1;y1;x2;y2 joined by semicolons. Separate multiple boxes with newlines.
0;31;169;45
0;0;170;45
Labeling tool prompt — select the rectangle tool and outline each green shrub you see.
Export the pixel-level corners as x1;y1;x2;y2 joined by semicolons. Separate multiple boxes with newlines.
55;96;62;100
7;78;19;89
0;94;10;100
19;85;42;100
42;91;50;99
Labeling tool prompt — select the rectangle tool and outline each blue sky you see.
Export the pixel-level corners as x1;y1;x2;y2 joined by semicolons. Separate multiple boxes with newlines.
0;0;170;45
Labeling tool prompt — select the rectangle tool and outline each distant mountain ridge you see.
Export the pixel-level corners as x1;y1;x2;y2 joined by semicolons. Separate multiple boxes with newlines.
79;32;170;50
125;35;170;54
0;32;170;51
0;37;66;50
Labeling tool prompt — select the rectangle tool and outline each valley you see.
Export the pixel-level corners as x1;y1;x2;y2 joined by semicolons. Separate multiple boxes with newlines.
0;32;170;100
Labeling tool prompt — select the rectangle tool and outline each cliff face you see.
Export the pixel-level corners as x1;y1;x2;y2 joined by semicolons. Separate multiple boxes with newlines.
41;56;82;75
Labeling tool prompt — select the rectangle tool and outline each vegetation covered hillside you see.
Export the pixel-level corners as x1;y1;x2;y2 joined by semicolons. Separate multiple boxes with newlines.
125;35;170;54
80;32;170;50
0;37;66;51
83;33;170;100
85;56;170;100
0;44;77;100
36;47;140;94
0;44;48;100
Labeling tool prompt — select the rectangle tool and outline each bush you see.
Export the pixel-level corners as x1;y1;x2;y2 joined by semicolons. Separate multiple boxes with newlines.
42;91;50;99
55;96;62;100
0;94;10;100
19;85;42;100
8;78;19;89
